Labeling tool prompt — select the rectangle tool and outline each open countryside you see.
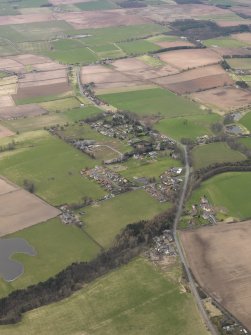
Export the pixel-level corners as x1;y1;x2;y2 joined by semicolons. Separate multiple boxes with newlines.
0;0;251;335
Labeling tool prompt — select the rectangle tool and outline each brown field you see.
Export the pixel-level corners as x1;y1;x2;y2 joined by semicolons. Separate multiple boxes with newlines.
81;58;179;92
0;13;53;26
19;69;67;83
232;33;251;44
11;54;52;66
180;221;251;331
155;41;195;48
0;104;47;120
19;77;67;88
0;124;14;138
0;178;60;237
158;49;222;70
13;82;71;101
0;55;63;74
136;4;230;23
191;87;251;110
0;96;15;107
56;10;149;29
211;47;251;57
216;20;251;27
152;65;233;94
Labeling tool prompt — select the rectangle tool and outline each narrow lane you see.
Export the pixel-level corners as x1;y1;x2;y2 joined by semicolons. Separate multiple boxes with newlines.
173;145;218;335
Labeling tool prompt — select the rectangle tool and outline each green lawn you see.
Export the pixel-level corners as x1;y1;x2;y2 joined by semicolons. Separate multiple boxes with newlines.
99;88;202;118
155;113;221;140
3;106;102;133
120;155;180;180
239;111;251;132
0;258;208;335
82;190;168;248
0;218;100;298
192;142;246;169
189;171;251;219
0;131;105;205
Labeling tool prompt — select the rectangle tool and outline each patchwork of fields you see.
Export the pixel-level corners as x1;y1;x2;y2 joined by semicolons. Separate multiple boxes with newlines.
0;0;251;333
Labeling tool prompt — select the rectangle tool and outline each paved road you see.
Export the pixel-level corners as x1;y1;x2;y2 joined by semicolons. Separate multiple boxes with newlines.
76;70;217;333
173;145;218;335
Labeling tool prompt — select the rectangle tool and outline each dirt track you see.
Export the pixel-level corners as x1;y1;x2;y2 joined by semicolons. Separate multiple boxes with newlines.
180;222;251;331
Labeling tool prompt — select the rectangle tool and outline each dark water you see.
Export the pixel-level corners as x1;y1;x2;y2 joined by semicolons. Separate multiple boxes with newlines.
0;238;36;282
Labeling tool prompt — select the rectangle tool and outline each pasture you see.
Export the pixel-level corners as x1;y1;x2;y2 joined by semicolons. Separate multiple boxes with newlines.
203;37;248;48
3;106;102;133
76;0;118;10
189;171;251;219
82;190;168;248
0;218;100;299
155;114;221;140
120;155;180;181
239;111;251;132
0;258;208;335
192;142;246;169
99;88;203;118
180;221;251;331
0;131;106;205
117;40;160;55
239;137;251;149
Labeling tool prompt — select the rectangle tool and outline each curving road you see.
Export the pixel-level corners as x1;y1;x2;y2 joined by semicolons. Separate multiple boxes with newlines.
76;68;217;333
173;145;218;335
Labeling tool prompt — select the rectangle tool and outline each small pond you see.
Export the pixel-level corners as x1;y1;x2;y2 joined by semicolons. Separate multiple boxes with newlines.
0;238;36;282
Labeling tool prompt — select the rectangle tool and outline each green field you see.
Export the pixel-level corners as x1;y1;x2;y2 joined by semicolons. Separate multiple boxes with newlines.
99;88;203;118
190;171;251;219
120;155;180;180
239;137;251;149
192;142;246;169
0;258;208;335
14;92;74;106
82;190;168;248
0;21;73;43
239;111;251;132
0;218;100;298
0;131;105;205
39;97;82;111
117;39;160;55
3;106;102;133
203;37;248;48
43;47;98;65
155;113;221;140
227;58;251;70
76;0;118;10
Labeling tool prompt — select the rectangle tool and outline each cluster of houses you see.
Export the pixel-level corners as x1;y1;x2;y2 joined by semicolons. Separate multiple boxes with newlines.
81;165;131;194
59;205;83;227
144;167;183;202
149;230;176;261
88;113;148;141
190;196;217;225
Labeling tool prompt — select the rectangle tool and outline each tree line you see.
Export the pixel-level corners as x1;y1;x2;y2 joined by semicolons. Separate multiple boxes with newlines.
0;207;176;325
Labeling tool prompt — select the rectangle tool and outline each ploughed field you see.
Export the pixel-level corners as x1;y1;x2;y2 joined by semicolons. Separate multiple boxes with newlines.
180;221;251;331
